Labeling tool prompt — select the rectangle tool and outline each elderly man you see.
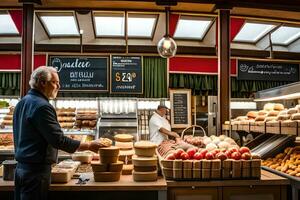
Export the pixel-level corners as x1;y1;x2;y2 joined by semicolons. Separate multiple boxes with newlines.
13;66;101;200
149;105;180;145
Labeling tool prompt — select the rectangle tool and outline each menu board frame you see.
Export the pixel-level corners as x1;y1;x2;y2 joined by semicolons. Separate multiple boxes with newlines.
48;55;109;92
170;89;192;128
110;55;143;94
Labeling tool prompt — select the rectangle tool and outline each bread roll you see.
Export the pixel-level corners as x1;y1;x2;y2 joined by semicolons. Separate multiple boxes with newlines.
291;113;300;120
279;110;288;115
258;110;268;116
246;111;258;119
287;108;298;115
276;114;290;121
264;116;277;122
274;103;284;111
267;110;279;117
255;115;266;121
263;103;275;111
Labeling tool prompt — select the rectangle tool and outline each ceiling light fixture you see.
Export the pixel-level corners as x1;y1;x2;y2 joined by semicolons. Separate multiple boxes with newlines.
157;7;177;58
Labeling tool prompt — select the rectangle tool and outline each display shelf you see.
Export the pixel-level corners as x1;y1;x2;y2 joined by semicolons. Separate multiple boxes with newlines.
0;129;12;134
63;129;96;135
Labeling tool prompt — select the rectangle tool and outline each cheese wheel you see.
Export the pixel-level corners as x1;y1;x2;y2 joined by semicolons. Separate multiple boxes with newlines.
93;172;121;182
132;155;157;166
122;164;133;175
134;141;157;157
99;146;120;157
133;170;158;182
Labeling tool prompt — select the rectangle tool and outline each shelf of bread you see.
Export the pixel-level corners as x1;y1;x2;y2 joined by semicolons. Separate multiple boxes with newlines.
262;142;300;182
56;107;99;135
229;103;300;135
0;133;14;152
158;135;261;180
0;106;14;131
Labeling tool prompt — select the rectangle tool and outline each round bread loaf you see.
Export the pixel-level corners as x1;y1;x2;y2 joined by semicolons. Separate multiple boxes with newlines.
134;141;157;157
274;103;284;111
114;134;134;142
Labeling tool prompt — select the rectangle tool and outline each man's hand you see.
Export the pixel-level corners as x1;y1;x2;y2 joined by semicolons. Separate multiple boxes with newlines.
88;140;104;153
171;131;180;138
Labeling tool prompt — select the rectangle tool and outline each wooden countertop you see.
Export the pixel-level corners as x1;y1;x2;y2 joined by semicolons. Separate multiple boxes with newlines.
0;170;289;191
0;174;167;191
167;169;290;187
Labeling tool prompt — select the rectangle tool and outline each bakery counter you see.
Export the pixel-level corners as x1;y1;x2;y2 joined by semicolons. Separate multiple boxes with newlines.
167;169;289;200
0;174;167;200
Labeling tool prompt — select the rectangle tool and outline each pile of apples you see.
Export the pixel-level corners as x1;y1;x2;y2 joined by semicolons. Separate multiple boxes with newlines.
165;146;252;161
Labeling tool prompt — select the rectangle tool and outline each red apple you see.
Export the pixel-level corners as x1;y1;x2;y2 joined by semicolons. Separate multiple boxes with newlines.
228;147;239;154
175;149;185;159
205;152;215;160
193;152;203;160
216;152;227;161
241;152;252;160
180;152;190;160
199;149;208;157
187;148;198;158
239;147;250;154
231;152;241;160
211;149;220;156
224;150;232;158
166;154;176;160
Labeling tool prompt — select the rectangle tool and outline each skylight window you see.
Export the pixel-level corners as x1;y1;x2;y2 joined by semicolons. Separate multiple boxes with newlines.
271;26;300;45
174;17;213;40
40;14;79;36
128;15;157;38
233;22;276;43
94;14;124;37
0;12;19;35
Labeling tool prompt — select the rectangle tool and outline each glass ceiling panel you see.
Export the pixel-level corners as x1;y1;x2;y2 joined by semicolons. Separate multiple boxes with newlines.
174;18;212;40
128;16;156;37
233;22;276;43
94;16;124;36
0;13;19;35
40;16;79;36
271;26;300;45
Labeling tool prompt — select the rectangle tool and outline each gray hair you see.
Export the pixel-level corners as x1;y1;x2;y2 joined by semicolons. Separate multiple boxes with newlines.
29;66;57;89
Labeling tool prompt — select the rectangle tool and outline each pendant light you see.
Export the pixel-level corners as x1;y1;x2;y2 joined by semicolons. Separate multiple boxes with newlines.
157;7;177;58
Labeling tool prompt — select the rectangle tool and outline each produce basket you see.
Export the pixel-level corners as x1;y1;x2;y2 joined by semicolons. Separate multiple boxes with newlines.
181;125;207;139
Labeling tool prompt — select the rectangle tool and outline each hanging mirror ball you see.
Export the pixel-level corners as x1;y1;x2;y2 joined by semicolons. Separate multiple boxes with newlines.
157;36;177;58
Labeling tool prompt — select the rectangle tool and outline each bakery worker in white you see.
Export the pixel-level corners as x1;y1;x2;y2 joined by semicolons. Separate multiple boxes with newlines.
149;105;180;145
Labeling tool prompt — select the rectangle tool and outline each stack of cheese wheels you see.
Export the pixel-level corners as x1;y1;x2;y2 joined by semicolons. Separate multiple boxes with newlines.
92;146;123;182
133;141;158;182
114;134;134;175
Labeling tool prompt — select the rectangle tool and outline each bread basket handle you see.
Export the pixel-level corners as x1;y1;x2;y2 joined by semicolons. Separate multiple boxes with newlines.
181;125;207;139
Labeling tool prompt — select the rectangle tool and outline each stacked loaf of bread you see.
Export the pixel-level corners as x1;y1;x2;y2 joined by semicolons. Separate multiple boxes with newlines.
114;134;134;175
75;108;98;130
132;141;158;182
92;146;123;182
56;107;76;129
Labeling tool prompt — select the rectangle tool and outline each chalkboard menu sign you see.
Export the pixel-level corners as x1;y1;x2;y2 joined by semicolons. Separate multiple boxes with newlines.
237;60;299;81
48;56;108;91
170;89;191;128
110;55;143;94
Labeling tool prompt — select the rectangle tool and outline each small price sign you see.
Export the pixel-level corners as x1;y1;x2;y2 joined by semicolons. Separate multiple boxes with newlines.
111;55;143;94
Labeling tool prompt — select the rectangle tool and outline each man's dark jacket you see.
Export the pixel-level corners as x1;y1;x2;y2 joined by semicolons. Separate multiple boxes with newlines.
13;89;80;164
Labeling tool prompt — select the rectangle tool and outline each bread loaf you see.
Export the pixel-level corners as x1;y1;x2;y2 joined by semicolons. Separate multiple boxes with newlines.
246;111;258;119
258;110;268;116
276;114;290;121
274;103;284;111
287;108;298;115
263;103;275;111
255;115;266;121
291;113;300;120
267;110;279;117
